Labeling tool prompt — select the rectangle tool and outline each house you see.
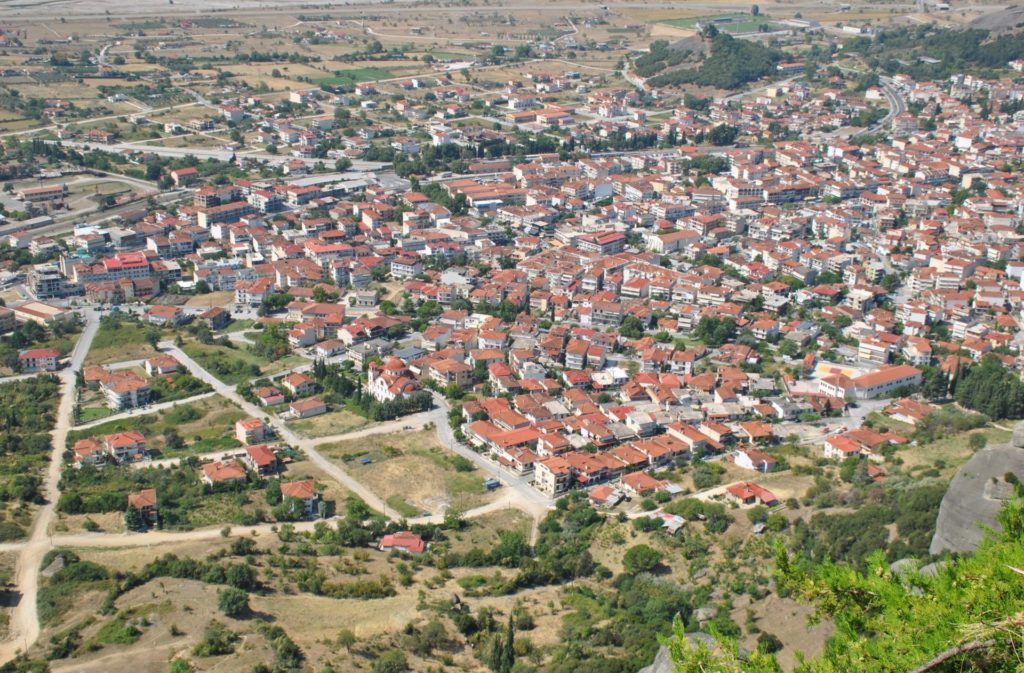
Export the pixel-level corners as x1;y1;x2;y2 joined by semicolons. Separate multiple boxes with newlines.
18;348;60;372
290;397;327;419
127;488;158;523
103;373;151;410
145;354;178;376
734;448;777;473
589;484;624;507
620;471;669;496
280;479;321;517
255;386;285;407
244;444;279;476
281;372;317;396
104;431;147;463
145;305;185;326
201;460;248;486
535;456;572;496
725;482;778;506
200;306;232;330
170;167;200;187
73;438;107;467
379;530;426;554
235;417;270;445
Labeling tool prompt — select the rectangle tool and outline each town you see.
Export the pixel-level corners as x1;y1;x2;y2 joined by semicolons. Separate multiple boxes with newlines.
0;1;1023;672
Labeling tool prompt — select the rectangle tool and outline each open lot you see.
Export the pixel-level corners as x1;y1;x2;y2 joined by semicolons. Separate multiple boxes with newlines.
319;429;496;516
287;407;371;439
85;321;161;366
181;341;306;386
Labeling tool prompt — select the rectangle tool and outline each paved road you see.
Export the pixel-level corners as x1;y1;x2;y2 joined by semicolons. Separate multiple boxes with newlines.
0;309;99;663
74;391;218;431
58;140;389;172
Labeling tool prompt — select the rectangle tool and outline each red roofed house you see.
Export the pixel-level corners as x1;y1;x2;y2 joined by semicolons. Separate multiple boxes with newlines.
145;354;178;376
104;431;147;463
243;444;278;476
725;482;778;506
379;530;426;554
281;372;317;396
235;418;270;445
127;488;158;523
620;471;669;496
290;397;327;419
18;348;60;372
280;479;321;517
734;448;777;473
201;460;248;486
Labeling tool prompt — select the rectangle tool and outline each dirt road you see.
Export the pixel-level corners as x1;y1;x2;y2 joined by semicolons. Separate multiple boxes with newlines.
0;310;99;663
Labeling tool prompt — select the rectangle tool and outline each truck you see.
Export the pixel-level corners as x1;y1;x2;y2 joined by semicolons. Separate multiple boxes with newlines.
484;478;501;491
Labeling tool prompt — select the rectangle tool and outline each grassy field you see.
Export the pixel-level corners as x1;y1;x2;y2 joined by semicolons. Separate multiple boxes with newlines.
85;321;160;366
445;508;533;553
659;12;782;33
287;408;370;438
311;67;393;87
181;341;305;385
319;429;494;514
67;395;247;459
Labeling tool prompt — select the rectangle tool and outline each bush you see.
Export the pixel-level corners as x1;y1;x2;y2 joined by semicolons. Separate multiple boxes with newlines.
217;587;249;618
372;649;408;673
192;620;238;656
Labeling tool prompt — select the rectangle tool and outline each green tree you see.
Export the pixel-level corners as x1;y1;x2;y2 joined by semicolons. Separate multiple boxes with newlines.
623;544;663;575
265;478;282;505
216;587;249;618
124;505;145;531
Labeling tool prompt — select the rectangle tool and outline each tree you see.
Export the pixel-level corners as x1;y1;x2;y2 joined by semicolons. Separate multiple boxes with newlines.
164;428;183;451
217;587;249;618
708;124;740;146
144;328;160;349
751;3;760;15
125;505;145;531
622;544;663;575
954;356;1024;419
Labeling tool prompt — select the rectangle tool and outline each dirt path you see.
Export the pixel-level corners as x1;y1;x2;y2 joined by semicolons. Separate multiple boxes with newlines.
0;310;99;663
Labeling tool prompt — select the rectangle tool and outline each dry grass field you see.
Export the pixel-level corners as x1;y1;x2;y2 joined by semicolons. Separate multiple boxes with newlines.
319;429;497;516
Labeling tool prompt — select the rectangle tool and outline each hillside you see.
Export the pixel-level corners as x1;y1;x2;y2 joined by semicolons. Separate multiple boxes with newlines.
634;33;783;90
667;496;1024;673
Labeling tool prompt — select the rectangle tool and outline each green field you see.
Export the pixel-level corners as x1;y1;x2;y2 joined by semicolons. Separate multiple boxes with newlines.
182;341;304;386
312;67;393;87
86;320;161;365
659;13;782;34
